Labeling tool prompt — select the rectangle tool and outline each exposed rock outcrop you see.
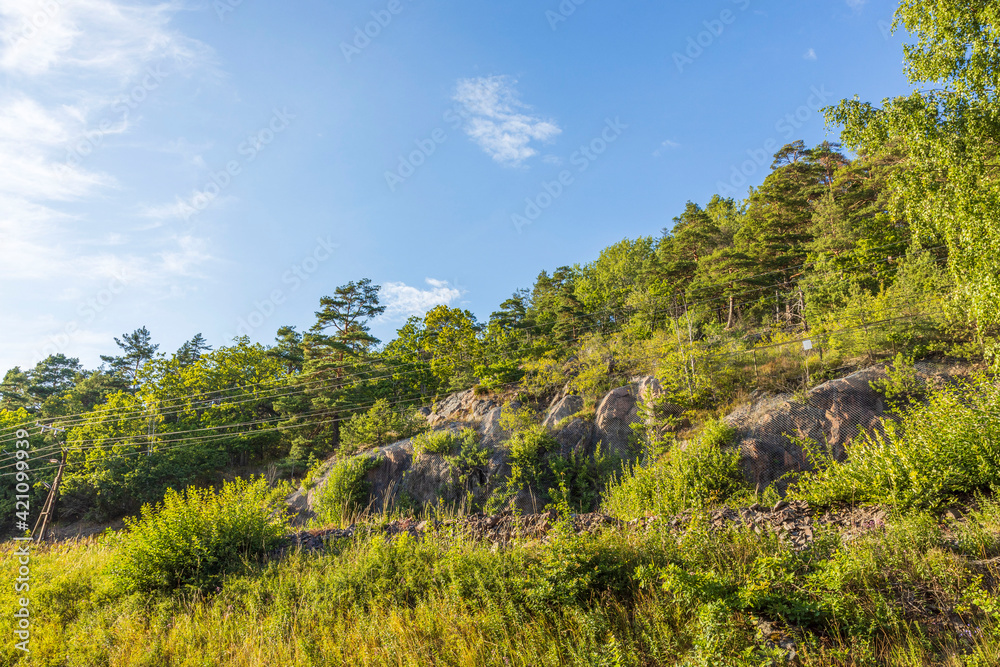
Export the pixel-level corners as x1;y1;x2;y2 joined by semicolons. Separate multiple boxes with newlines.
726;361;972;491
427;390;497;427
594;386;639;452
542;394;583;429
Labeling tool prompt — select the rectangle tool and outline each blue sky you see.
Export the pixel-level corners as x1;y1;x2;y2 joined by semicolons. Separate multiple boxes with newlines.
0;0;911;372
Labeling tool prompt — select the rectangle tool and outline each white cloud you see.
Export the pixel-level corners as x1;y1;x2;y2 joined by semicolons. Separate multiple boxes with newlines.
380;279;463;321
0;1;217;371
0;0;214;285
0;0;208;79
804;48;818;60
845;0;867;9
453;75;561;166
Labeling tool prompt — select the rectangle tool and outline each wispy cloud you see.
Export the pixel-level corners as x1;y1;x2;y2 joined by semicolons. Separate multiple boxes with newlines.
0;0;215;284
453;75;561;167
804;48;818;60
380;279;463;321
0;0;217;368
845;0;867;10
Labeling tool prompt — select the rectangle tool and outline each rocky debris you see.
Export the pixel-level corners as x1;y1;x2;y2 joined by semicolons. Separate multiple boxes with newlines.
275;501;894;559
271;512;622;557
726;362;972;492
270;518;427;558
754;617;798;663
630;500;888;551
453;511;620;544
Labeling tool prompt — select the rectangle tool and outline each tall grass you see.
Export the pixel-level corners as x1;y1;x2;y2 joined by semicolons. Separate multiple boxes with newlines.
6;501;1000;666
603;419;746;519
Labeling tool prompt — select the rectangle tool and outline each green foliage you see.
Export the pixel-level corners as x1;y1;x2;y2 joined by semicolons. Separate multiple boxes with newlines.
111;478;288;594
313;455;383;525
438;429;492;501
868;352;923;408
827;1;1000;336
412;429;460;457
791;373;1000;509
506;424;558;488
11;498;1000;665
548;444;619;513
340;399;425;454
604;419;744;519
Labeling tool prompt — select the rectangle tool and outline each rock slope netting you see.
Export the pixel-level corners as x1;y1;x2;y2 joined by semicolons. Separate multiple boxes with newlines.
726;361;971;491
288;362;971;519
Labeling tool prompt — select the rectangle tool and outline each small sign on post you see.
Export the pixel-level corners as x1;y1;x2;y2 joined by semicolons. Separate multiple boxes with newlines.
802;339;814;352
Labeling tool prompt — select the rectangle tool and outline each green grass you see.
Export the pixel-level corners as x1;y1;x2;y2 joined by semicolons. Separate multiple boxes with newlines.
603;419;745;520
6;499;1000;666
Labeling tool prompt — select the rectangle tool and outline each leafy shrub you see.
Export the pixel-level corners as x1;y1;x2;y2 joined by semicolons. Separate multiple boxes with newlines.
112;477;288;594
603;419;745;519
790;373;1000;509
474;359;524;391
339;399;426;454
444;429;491;487
412;429;459;457
548;444;619;513
484;406;561;512
868;352;924;407
314;455;383;525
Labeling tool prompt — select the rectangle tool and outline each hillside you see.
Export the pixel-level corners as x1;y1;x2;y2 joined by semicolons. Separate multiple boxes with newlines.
4;1;1000;664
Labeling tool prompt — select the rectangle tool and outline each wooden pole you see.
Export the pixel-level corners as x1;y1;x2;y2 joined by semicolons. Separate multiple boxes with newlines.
33;451;66;542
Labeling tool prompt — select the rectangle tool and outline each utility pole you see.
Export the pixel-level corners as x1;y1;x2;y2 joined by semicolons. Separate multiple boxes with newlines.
32;424;66;542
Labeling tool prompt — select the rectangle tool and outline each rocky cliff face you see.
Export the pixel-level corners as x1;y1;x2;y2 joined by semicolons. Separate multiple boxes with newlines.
291;361;972;521
725;361;971;491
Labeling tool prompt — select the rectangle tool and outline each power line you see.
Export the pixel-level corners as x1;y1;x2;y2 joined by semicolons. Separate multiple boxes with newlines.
0;297;947;475
0;243;946;441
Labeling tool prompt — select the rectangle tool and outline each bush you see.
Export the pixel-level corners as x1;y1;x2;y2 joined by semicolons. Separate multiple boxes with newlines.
314;455;383;525
548;444;619;513
339;399;426;454
112;478;288;594
412;429;459;458
790;373;1000;509
603;419;745;519
445;429;492;492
